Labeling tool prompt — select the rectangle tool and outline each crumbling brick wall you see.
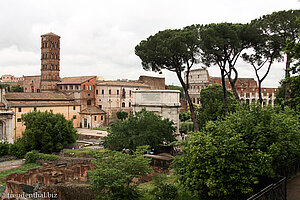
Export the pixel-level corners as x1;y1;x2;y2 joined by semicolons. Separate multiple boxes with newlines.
2;159;95;200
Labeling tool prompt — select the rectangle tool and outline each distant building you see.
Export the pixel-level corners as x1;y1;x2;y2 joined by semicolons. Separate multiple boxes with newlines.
0;75;24;83
57;76;97;110
186;68;277;107
40;33;61;92
95;79;151;124
1;32;169;136
0;84;14;143
184;68;210;104
133;90;181;135
23;75;41;93
5;92;80;139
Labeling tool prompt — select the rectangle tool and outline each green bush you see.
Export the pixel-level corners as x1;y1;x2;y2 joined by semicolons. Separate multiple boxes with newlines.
9;137;31;158
152;174;178;200
174;104;300;199
89;147;152;200
24;150;40;163
179;112;191;122
21;111;78;153
103;109;177;151
179;121;194;133
25;150;59;163
0;142;9;157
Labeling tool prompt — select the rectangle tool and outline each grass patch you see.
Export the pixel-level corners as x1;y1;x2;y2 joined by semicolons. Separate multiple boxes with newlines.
64;149;105;157
0;163;41;191
92;126;110;131
138;172;197;200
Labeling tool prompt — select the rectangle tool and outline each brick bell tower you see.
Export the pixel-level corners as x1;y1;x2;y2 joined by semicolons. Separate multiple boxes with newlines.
40;33;60;92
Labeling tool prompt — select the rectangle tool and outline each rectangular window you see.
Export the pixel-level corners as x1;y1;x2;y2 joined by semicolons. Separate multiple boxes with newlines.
34;107;37;111
109;89;111;95
37;89;40;93
17;118;22;122
75;86;79;90
102;90;104;94
117;90;119;95
18;107;21;112
94;116;97;121
96;90;98;95
101;116;103;120
70;85;73;90
64;86;68;90
73;115;77;119
87;100;92;105
99;105;102;108
73;106;76;110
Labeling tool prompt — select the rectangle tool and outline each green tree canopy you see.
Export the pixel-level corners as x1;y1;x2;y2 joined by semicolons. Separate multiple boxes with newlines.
135;27;201;131
174;105;300;199
116;110;128;121
103;109;177;151
89;147;152;200
242;20;282;104
196;84;238;128
21;111;78;153
198;23;250;114
255;10;300;100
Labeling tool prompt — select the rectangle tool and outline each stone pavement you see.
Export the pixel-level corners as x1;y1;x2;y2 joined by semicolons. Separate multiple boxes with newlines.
0;159;25;171
287;173;300;200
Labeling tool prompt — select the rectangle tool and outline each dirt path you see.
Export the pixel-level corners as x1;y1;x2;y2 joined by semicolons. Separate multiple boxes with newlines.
0;159;25;171
287;173;300;200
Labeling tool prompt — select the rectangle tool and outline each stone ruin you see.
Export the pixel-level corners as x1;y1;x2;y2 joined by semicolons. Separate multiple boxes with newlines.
1;158;96;200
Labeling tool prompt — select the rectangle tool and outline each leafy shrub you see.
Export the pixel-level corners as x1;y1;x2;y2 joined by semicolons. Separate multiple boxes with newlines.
89;147;152;200
25;150;59;163
21;111;78;153
152;174;178;200
116;111;128;121
179;121;194;133
9;137;31;158
174;105;300;199
0;142;9;157
179;112;191;122
24;150;40;163
103;109;177;151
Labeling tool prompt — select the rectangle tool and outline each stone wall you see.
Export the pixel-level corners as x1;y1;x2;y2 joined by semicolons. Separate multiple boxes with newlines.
139;76;165;90
133;90;181;136
2;159;95;200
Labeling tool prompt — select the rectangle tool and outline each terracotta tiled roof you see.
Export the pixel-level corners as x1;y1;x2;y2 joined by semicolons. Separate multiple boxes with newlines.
80;106;106;115
8;101;80;107
5;92;73;101
41;32;60;37
96;80;150;88
57;76;96;85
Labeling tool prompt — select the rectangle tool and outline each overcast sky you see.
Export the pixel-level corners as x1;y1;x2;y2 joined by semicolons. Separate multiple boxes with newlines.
0;0;299;87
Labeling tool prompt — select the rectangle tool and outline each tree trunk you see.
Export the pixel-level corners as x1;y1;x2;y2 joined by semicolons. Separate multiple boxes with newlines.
284;54;291;101
258;81;263;105
228;68;240;101
221;69;229;115
176;71;199;132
